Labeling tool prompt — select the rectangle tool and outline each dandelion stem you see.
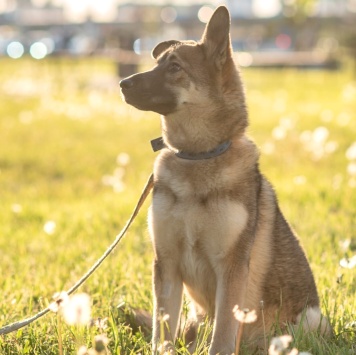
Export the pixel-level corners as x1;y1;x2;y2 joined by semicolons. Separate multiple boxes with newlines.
235;322;244;355
261;300;267;352
57;313;63;355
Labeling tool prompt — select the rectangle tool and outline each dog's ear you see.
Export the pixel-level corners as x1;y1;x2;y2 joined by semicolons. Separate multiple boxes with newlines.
152;40;181;59
201;6;231;69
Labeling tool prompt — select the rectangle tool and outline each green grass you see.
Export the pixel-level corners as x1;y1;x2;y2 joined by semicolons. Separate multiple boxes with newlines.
0;57;355;354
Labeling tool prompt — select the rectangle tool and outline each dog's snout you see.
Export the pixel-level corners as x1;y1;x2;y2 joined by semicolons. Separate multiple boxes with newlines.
120;78;134;90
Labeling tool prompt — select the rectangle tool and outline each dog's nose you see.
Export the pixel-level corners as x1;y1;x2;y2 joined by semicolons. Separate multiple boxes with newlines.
120;78;134;89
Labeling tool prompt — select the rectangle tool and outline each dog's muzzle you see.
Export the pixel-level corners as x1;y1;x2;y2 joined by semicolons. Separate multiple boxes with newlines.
119;78;134;90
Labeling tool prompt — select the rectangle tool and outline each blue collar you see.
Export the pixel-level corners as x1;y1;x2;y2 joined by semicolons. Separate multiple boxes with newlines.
151;137;231;160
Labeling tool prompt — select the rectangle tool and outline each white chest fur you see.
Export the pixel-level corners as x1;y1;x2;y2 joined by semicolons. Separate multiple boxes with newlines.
149;158;249;288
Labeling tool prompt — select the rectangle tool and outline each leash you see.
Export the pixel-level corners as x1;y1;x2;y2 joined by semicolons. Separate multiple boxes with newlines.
0;173;154;336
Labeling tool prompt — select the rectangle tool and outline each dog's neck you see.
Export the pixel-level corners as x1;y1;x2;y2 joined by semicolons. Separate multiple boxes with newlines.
160;104;246;155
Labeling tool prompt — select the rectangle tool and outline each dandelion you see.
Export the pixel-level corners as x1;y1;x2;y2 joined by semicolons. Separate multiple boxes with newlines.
339;239;351;252
102;167;126;193
49;291;69;313
62;293;91;326
11;203;22;214
233;306;257;324
94;334;109;353
347;162;356;176
346;142;356;161
293;176;306;185
233;306;257;355
272;126;286;140
92;317;108;331
116;152;130;166
342;83;356;102
339;255;356;269
43;220;56;235
77;345;89;355
312;126;329;144
268;335;293;355
50;291;69;355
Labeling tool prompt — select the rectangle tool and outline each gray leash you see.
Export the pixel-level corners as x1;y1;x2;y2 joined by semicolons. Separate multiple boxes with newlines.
0;173;154;336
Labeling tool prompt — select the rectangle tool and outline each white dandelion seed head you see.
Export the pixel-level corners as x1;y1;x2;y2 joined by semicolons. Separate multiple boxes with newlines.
312;126;329;144
293;175;307;185
43;220;56;235
233;305;257;323
77;345;88;355
49;291;69;313
269;335;293;354
92;317;108;330
161;313;170;322
272;126;286;140
11;204;23;214
339;239;351;252
346;142;356;161
347;162;356;176
62;293;91;326
339;255;356;269
117;152;130;166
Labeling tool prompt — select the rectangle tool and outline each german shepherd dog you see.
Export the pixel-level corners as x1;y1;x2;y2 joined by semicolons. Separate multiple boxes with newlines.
120;6;329;354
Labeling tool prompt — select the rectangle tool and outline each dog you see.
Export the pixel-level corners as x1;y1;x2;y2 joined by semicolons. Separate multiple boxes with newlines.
120;6;329;354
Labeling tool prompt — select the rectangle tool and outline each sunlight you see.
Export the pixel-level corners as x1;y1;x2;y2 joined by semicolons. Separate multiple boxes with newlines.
253;0;282;18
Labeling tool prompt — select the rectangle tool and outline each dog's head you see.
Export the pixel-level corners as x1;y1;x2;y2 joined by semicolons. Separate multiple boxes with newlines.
120;6;236;116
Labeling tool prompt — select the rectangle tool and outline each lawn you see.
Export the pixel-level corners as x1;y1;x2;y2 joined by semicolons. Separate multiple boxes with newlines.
0;57;355;354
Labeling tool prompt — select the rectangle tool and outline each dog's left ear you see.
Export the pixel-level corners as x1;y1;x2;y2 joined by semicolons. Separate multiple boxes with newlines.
201;6;231;69
152;40;181;59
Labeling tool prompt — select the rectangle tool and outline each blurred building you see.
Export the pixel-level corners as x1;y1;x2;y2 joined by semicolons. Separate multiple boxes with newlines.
0;0;355;70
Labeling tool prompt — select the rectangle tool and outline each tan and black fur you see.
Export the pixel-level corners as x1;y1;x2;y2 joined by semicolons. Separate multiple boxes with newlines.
120;6;329;354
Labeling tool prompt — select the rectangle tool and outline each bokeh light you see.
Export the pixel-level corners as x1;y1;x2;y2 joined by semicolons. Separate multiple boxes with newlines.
237;52;253;67
275;34;291;50
198;6;214;23
7;41;24;59
161;7;177;23
253;0;281;18
30;42;48;59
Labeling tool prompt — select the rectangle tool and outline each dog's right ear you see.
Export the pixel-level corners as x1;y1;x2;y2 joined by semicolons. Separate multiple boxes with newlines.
152;40;181;59
201;6;231;69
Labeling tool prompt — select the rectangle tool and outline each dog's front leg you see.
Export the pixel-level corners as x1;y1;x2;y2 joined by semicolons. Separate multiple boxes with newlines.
209;262;249;355
152;258;183;354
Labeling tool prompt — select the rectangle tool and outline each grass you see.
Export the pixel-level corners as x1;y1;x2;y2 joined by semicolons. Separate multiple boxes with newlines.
0;57;355;354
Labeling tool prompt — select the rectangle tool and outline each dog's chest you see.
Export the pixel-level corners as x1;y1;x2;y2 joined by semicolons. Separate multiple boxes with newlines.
151;163;249;264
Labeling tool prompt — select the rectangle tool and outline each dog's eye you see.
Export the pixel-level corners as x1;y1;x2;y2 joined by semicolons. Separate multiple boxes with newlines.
168;62;181;73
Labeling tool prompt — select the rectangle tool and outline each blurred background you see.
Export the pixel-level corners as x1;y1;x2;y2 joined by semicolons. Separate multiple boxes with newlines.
0;0;356;75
